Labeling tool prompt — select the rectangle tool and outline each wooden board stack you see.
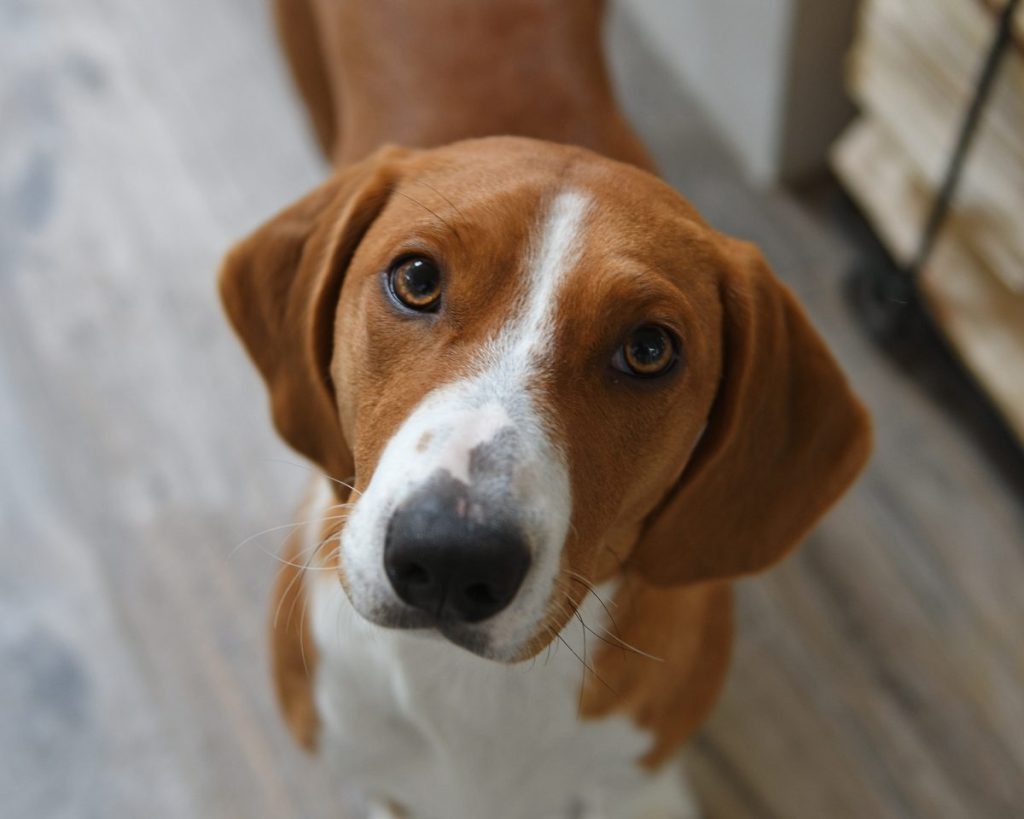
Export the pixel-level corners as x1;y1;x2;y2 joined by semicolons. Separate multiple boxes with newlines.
832;0;1024;443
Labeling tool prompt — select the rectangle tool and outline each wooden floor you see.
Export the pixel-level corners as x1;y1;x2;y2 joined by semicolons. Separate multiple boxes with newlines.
2;1;1023;817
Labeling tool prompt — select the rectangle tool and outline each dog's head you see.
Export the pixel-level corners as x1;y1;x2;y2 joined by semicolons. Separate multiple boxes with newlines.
221;137;870;661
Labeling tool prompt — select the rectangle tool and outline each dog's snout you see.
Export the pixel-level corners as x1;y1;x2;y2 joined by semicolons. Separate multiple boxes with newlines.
384;475;531;623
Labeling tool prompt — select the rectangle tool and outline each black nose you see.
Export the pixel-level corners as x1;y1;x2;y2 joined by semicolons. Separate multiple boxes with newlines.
384;476;531;623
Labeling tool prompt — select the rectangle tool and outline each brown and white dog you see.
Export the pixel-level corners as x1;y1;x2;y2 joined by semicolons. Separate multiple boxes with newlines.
219;1;872;817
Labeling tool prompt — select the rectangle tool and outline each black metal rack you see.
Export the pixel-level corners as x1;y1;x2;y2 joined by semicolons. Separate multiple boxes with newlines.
848;0;1021;339
843;0;1024;471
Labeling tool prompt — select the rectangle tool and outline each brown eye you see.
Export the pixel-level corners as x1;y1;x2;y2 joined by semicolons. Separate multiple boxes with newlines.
389;256;442;311
614;325;677;378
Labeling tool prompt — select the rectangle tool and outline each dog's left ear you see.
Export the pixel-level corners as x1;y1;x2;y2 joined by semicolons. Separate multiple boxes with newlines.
630;237;872;586
219;146;411;483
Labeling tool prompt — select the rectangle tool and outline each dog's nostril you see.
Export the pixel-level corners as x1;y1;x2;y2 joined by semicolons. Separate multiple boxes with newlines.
463;582;497;607
397;562;430;587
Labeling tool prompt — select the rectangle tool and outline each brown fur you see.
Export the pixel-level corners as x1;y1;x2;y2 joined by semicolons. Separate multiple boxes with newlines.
275;0;653;169
225;0;872;766
269;507;321;751
273;0;337;155
581;579;734;767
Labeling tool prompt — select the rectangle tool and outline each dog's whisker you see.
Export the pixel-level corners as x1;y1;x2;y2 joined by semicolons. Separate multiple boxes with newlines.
412;179;469;249
307;527;346;564
273;524;347;631
554;576;664;663
590;626;664;663
284;529;341;629
576;610;588;712
414;179;467;221
230;521;310;557
564;569;618;609
230;511;351;555
244;534;343;573
266;521;347;565
555;631;615;697
548;597;597;690
284;532;342;574
299;587;311;677
263;456;364;497
577;613;665;664
563;570;621;643
394;188;465;247
273;556;306;632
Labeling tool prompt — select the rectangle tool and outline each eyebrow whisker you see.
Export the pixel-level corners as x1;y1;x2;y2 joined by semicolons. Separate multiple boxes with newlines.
395;188;466;248
415;179;469;226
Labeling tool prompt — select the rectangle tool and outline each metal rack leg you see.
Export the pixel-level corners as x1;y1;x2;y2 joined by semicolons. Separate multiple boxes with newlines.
846;0;1020;342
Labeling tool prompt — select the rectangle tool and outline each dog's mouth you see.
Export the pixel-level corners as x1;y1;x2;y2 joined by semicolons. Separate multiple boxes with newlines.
351;595;499;658
333;510;560;663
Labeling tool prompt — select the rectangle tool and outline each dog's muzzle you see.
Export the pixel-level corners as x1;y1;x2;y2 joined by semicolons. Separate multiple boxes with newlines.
384;471;531;623
338;387;570;659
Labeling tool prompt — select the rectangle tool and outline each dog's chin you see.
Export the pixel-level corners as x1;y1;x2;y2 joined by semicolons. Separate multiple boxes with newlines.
348;597;515;661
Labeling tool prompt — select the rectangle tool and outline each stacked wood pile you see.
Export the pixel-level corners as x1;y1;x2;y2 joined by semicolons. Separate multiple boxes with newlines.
833;0;1024;443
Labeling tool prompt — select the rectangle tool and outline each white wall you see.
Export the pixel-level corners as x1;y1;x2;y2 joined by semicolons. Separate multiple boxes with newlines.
619;0;858;185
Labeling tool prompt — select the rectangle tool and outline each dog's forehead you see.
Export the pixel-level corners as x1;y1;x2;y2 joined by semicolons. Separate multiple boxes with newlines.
396;136;700;226
383;145;715;293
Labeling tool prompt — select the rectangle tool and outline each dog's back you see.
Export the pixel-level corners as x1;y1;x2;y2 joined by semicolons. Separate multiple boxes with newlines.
273;0;652;167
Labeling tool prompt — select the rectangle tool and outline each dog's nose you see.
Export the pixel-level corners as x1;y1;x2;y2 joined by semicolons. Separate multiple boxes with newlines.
384;478;531;623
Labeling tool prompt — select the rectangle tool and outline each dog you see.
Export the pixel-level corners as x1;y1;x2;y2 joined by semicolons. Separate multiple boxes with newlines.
219;1;872;816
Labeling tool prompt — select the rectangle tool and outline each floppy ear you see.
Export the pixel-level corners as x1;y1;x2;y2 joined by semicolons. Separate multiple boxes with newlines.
631;237;871;586
218;146;410;482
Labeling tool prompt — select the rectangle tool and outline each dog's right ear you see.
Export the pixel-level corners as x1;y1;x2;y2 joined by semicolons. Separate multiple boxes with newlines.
218;146;411;484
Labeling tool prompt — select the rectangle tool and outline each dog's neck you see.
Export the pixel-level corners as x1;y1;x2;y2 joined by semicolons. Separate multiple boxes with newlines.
317;0;652;169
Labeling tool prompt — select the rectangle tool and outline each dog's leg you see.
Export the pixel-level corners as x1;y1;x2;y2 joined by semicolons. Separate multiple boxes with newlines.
272;0;338;158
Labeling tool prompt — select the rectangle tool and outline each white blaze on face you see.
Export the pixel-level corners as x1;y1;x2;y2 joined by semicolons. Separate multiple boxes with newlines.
339;190;591;658
480;190;591;378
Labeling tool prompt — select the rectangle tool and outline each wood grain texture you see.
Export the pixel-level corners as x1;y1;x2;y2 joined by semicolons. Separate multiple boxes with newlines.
1;1;1022;817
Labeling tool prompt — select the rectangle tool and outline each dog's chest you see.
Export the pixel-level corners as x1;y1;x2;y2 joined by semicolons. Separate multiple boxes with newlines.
307;573;654;819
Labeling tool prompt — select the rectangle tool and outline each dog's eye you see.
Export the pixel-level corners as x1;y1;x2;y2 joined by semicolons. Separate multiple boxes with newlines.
389;256;442;311
612;325;678;378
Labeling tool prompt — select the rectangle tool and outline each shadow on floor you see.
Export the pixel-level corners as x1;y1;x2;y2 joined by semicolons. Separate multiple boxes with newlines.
800;178;1024;503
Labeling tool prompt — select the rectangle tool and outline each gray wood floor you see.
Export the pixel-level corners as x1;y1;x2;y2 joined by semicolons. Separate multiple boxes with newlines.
2;1;1022;817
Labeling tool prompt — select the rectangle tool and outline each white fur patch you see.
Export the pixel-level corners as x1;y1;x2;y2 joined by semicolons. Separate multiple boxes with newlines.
481;189;591;375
